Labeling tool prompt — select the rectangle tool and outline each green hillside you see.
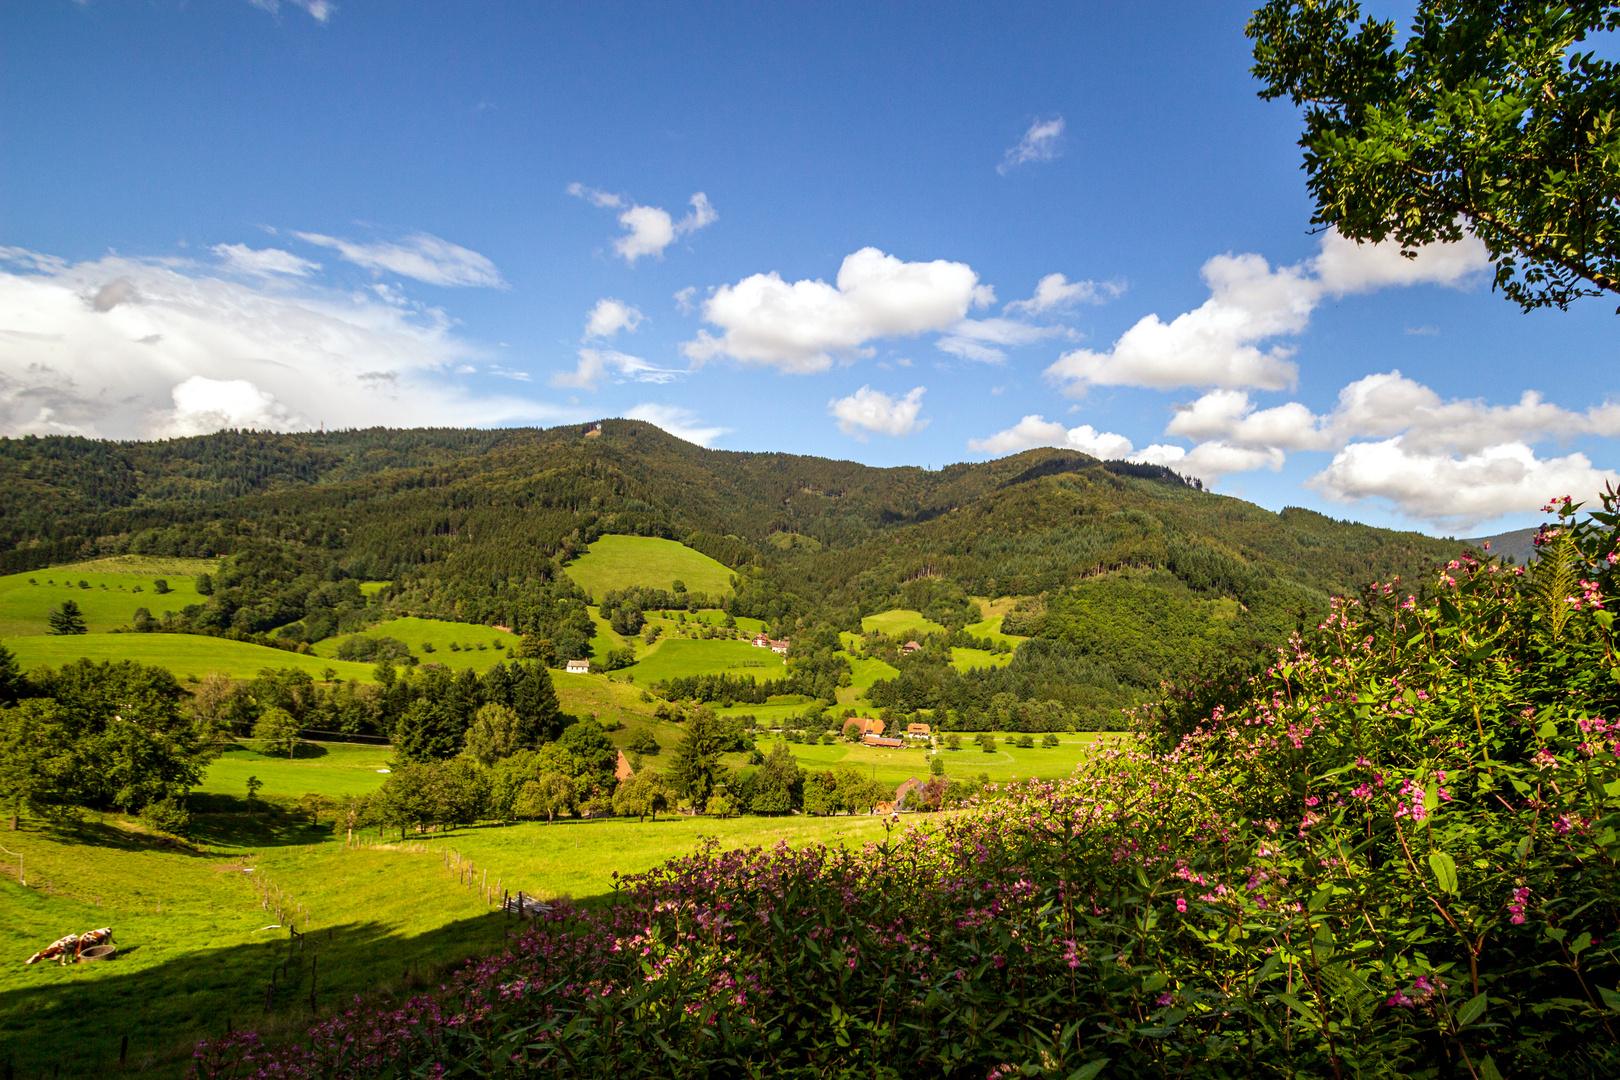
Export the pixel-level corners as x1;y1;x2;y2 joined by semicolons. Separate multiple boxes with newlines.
0;421;1468;734
0;564;209;637
313;616;521;671
620;637;787;684
564;535;734;599
6;633;378;682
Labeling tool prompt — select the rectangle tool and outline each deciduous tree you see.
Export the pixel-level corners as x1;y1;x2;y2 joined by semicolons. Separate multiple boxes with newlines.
1249;0;1620;310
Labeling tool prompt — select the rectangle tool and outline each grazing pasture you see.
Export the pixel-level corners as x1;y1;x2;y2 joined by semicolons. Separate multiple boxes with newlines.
0;563;209;637
776;732;1113;786
196;740;397;800
5;633;377;682
313;616;521;670
563;536;734;600
619;637;787;684
859;609;947;639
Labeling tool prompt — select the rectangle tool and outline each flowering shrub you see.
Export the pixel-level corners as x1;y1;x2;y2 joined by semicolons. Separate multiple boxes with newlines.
195;498;1620;1079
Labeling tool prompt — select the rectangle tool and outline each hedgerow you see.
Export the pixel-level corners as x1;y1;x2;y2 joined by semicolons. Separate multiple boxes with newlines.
195;497;1620;1078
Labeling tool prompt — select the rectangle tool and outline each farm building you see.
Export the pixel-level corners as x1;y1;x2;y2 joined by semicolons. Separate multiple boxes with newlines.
847;717;886;737
901;640;922;654
565;658;590;674
862;734;905;748
751;633;791;654
905;723;931;739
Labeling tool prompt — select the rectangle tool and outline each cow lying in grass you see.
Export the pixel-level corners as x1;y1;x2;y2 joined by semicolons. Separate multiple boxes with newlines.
25;927;112;965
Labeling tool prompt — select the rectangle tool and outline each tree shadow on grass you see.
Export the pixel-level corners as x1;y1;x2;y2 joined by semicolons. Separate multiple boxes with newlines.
0;906;544;1080
183;795;333;851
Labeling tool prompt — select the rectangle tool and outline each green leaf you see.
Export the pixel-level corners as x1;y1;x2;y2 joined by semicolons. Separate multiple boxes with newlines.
1276;993;1320;1023
1141;972;1168;994
1455;992;1487;1027
1515;836;1533;861
1428;850;1459;895
1480;1054;1504;1080
1308;886;1333;913
1424;781;1440;814
1598;986;1620;1013
1571;931;1593;956
1538;719;1559;739
1068;1060;1107;1080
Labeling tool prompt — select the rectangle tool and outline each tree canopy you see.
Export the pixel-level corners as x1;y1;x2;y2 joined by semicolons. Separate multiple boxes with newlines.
1249;0;1620;310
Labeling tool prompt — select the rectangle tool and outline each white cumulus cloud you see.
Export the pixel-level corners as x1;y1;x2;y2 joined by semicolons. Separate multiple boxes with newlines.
1004;272;1121;315
0;248;569;439
583;298;643;341
294;231;506;288
685;247;994;373
1045;229;1489;395
623;403;729;447
568;185;717;264
1309;440;1618;531
966;415;1133;459
829;386;929;440
999;116;1064;174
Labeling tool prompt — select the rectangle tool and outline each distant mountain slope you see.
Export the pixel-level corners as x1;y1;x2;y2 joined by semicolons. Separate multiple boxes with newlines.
0;421;1471;702
1465;527;1539;566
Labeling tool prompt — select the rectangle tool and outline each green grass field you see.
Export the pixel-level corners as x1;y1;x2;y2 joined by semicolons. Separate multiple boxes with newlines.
563;536;734;600
313;616;521;671
0;811;507;1079
776;732;1114;786
421;813;899;904
0;563;211;638
6;633;378;682
197;740;396;800
860;609;948;639
0;804;916;1078
619;637;786;685
950;646;1014;672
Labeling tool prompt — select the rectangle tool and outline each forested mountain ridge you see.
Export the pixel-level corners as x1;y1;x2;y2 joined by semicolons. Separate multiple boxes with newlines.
0;420;1467;694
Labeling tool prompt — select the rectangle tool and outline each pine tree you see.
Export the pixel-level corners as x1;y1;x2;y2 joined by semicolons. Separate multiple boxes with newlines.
392;699;458;762
668;711;723;811
0;641;25;706
511;662;563;745
47;600;87;635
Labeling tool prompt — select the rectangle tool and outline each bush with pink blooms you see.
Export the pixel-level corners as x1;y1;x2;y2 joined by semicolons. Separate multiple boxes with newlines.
195;497;1620;1079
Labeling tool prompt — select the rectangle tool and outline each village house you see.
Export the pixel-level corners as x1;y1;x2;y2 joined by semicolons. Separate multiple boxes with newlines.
848;717;886;737
905;722;931;740
751;633;791;654
862;734;905;748
565;658;590;674
901;640;923;654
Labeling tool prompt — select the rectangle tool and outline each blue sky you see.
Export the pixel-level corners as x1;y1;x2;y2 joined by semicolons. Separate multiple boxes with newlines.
2;1;1615;536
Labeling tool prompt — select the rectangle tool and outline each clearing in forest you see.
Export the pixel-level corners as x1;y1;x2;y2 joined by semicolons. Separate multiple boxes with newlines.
563;536;734;600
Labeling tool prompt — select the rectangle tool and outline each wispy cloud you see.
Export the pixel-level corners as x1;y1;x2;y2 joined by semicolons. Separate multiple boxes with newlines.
998;116;1064;175
294;231;506;288
624;403;729;447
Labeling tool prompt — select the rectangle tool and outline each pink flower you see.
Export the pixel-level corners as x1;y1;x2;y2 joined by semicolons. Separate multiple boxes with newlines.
1175;898;1187;913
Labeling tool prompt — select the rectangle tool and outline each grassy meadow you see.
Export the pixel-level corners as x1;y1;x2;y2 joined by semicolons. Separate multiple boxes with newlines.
6;633;378;682
313;616;521;670
0;560;213;638
765;732;1113;786
0;799;922;1078
619;637;786;684
197;740;396;800
563;536;734;600
859;609;947;639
